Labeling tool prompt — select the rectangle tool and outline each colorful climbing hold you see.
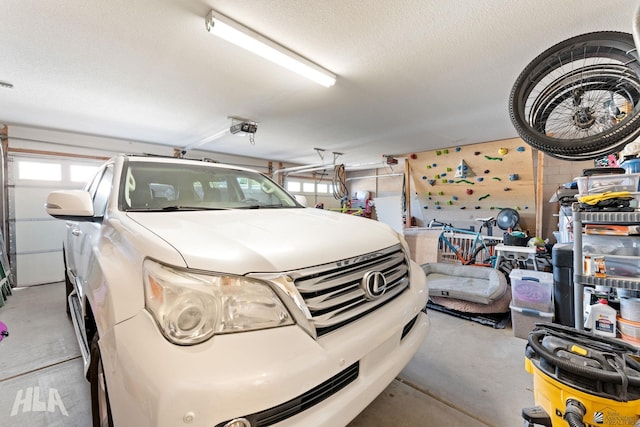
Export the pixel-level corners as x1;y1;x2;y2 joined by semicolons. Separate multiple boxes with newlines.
456;179;473;185
443;149;449;154
504;187;511;191
435;174;440;179
477;177;484;182
422;175;427;180
441;172;447;177
456;147;461;152
436;150;442;156
509;173;519;181
410;153;418;159
452;195;458;201
478;194;490;200
447;179;453;183
446;167;452;172
484;169;490;174
492;177;502;181
474;151;481;156
460;206;466;209
517;146;525;152
474;205;481;209
498;147;508;156
466;188;473;195
484;155;503;161
438;191;444;196
426;165;432;169
428;179;436;185
446;200;452;205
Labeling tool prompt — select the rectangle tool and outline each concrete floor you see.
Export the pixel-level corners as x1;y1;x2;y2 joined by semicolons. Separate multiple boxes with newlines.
0;282;534;426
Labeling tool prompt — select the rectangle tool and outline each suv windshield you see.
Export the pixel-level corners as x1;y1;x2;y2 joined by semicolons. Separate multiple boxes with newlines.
121;160;300;211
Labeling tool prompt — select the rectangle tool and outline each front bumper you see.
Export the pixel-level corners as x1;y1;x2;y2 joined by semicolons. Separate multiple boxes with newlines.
100;262;429;427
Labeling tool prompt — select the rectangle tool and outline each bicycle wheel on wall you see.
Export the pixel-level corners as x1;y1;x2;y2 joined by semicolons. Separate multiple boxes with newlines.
509;32;640;160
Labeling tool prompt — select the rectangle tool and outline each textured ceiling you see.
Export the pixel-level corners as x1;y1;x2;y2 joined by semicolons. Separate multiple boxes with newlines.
0;0;637;166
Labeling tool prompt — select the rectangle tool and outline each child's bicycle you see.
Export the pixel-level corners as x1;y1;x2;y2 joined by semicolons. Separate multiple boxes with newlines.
428;218;501;267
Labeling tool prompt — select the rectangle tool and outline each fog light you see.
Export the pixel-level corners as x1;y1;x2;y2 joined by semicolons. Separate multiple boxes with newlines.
224;418;251;427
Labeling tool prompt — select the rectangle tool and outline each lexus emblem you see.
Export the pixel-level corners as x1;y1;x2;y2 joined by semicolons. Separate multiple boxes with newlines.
362;271;387;300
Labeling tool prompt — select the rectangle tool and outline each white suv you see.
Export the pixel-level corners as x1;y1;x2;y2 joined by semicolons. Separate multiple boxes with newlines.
46;154;429;427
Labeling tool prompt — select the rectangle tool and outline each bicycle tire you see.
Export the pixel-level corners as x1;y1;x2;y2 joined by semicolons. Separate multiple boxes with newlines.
509;31;640;160
469;240;498;265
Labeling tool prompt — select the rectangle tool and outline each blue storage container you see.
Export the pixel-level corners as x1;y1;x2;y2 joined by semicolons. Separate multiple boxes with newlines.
621;159;640;190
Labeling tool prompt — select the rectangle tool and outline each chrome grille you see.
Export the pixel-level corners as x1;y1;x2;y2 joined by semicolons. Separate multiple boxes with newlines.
290;244;410;337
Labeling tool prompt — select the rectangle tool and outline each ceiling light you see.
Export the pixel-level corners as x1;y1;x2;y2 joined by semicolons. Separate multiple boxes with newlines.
205;10;336;88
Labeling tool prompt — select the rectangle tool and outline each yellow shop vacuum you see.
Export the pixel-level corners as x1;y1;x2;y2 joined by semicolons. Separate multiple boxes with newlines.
522;323;640;427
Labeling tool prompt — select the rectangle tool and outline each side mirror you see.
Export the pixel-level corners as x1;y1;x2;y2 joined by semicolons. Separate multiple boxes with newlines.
45;190;95;220
294;195;308;207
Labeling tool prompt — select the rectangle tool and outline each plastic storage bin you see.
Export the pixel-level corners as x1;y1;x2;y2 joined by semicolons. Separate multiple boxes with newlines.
510;269;554;312
575;173;640;194
618;316;640;345
509;305;554;339
509;269;555;339
620;297;640;322
582;234;640;256
621;159;640;187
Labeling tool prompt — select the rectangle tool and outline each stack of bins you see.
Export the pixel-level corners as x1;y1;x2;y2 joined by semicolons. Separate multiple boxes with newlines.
509;269;555;339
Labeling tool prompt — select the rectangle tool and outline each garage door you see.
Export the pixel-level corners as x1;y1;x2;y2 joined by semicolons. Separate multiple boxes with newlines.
9;155;101;286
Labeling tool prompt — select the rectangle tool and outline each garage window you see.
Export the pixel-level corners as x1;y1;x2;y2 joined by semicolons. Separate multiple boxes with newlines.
286;181;301;192
18;161;62;181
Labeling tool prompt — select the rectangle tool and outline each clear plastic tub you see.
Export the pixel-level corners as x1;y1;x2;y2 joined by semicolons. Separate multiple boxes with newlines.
575;173;640;194
509;269;554;312
583;234;640;256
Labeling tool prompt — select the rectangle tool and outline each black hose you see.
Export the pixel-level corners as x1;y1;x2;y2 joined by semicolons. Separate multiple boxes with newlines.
563;399;585;427
564;412;585;427
528;330;640;387
332;164;347;200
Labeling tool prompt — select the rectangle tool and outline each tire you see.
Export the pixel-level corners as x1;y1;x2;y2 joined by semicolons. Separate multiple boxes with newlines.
63;250;72;318
469;241;498;265
509;32;640;160
89;335;114;427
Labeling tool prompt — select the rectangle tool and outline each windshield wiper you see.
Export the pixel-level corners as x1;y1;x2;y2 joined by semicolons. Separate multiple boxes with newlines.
160;205;229;211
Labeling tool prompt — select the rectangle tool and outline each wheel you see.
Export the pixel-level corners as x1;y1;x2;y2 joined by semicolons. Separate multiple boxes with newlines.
63;250;72;318
469;241;498;265
89;335;114;427
509;32;640;160
495;258;518;279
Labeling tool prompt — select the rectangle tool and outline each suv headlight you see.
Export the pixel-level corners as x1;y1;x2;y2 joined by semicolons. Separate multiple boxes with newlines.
143;259;294;345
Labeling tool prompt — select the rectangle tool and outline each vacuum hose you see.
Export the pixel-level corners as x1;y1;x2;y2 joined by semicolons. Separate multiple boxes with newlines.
528;330;640;387
563;399;586;427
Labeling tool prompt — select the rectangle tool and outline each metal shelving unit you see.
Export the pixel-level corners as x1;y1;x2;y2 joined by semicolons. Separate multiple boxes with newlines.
572;207;640;329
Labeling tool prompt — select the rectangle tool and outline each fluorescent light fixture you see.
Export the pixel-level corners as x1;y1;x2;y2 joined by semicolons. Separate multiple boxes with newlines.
205;10;336;87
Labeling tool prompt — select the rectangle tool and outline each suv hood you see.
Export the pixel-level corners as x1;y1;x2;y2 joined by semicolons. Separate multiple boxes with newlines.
127;208;402;273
